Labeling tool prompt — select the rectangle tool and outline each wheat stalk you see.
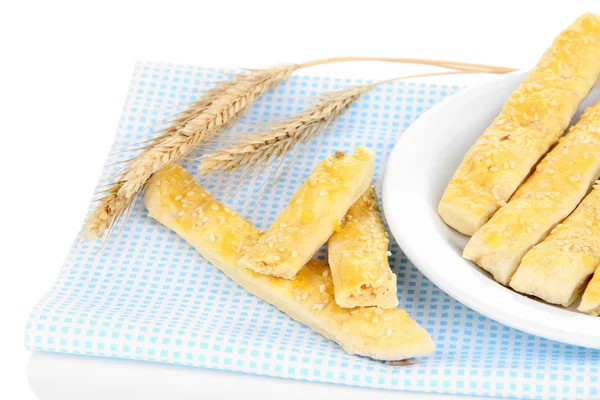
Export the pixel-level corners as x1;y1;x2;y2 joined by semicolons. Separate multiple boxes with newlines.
298;56;515;74
84;63;300;239
85;57;514;241
198;71;472;174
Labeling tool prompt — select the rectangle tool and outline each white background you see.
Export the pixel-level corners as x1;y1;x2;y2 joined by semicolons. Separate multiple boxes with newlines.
2;0;600;398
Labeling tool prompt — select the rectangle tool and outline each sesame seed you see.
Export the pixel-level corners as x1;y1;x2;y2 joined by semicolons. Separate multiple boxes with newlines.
186;191;194;196
280;223;287;228
372;316;379;324
209;234;216;243
319;190;328;197
350;309;359;315
386;328;393;337
268;242;274;248
202;216;209;223
386;251;392;256
295;199;302;205
291;250;298;257
312;304;325;311
211;204;219;211
374;308;383;315
489;166;499;172
175;195;182;200
296;295;302;301
319;284;326;293
301;293;308;300
273;255;281;261
322;270;329;278
376;279;383;285
178;210;185;216
278;247;285;252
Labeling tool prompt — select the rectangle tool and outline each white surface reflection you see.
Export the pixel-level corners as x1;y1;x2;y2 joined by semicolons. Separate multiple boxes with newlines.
27;352;485;400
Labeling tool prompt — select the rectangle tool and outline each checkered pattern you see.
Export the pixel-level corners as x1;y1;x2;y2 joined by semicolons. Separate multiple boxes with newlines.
25;62;600;399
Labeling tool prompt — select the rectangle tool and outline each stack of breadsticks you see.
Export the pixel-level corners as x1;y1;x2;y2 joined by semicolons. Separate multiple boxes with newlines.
439;13;600;315
145;148;435;362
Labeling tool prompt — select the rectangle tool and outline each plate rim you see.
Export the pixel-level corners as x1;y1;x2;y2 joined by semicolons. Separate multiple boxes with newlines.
381;70;600;350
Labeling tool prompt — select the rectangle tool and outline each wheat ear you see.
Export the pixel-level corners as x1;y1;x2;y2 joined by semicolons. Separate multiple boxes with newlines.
198;71;473;174
85;58;514;241
84;63;299;239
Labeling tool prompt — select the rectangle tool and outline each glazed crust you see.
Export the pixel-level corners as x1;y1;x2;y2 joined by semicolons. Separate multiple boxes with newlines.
439;13;600;236
510;184;600;306
144;165;435;360
463;101;600;285
328;187;398;309
239;147;375;279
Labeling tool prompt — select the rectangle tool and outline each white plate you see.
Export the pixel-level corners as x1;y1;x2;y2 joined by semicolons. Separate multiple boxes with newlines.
382;70;600;349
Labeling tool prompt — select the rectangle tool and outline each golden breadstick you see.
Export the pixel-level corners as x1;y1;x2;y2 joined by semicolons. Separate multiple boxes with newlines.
439;13;600;236
510;184;600;306
463;102;600;285
327;187;398;309
144;165;435;360
239;147;375;279
580;267;600;316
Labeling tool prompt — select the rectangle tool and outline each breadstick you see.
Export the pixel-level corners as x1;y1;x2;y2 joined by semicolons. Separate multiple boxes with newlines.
510;184;600;306
239;147;375;279
439;13;600;236
144;165;435;360
327;187;398;309
463;101;600;285
580;267;600;316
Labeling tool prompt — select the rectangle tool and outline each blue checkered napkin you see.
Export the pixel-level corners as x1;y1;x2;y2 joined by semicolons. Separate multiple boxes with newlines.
25;62;600;399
